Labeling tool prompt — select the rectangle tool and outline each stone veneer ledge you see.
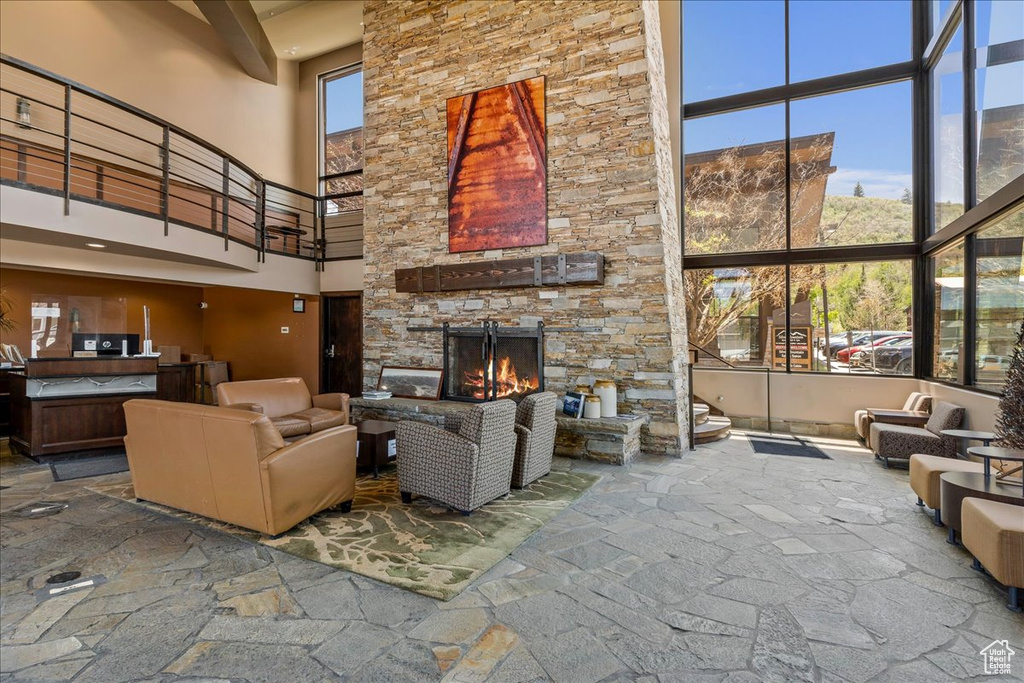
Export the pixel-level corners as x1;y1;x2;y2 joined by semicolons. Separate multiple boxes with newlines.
361;0;689;456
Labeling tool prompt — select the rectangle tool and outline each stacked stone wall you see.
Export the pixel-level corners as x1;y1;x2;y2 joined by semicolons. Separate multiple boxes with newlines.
362;0;688;454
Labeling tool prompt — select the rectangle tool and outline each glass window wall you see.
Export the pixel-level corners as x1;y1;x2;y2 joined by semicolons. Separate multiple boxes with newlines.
975;203;1024;391
933;24;966;231
790;83;914;248
931;242;966;381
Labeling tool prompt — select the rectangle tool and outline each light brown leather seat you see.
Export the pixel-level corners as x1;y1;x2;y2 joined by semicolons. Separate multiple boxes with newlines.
123;399;357;535
961;497;1024;611
909;453;984;514
216;378;349;438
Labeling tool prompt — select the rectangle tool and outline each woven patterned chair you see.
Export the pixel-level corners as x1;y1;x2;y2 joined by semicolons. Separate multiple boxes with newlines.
512;392;558;489
396;400;516;515
854;392;932;446
870;401;964;468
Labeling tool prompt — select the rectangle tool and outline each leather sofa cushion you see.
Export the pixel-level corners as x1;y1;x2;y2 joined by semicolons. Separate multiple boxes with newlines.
218;378;313;418
290;407;347;433
272;416;312;438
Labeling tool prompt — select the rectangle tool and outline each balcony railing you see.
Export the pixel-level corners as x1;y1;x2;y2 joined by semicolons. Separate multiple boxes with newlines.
0;55;364;265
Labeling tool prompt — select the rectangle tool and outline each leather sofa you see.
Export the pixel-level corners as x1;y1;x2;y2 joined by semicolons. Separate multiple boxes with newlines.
217;377;349;438
123;399;357;535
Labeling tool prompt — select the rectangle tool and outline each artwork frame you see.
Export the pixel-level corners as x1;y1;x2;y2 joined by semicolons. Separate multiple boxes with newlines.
292;298;306;313
377;366;445;401
447;75;547;253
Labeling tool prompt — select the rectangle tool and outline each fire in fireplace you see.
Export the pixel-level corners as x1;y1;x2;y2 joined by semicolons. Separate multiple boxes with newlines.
444;321;544;402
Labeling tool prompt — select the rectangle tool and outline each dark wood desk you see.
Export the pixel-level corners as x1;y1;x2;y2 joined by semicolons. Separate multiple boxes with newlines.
356;420;396;478
157;362;197;403
9;357;158;460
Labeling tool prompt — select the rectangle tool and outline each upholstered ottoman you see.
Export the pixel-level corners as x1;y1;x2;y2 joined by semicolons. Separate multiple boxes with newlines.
961;497;1024;612
909;453;983;524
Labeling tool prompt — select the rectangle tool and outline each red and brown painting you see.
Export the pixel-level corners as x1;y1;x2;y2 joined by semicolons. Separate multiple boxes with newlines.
447;76;546;253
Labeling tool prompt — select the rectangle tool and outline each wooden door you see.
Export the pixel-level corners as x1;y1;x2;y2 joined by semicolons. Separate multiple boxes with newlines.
322;295;363;397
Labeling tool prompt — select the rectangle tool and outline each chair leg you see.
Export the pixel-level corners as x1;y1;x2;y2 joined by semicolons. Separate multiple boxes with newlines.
1008;587;1022;613
916;496;925;507
947;526;957;545
883;456;890;469
400;492;412;504
459;509;472;517
339;500;352;513
971;557;984;573
933;508;943;526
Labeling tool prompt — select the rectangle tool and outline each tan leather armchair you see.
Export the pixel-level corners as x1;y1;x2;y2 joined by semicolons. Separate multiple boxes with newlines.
216;377;349;438
123;399;356;536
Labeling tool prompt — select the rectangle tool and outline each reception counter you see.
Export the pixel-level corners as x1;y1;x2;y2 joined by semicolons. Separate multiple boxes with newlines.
9;357;158;460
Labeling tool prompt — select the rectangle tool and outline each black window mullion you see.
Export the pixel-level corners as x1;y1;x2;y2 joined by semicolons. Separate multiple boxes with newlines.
963;232;977;386
962;0;977;212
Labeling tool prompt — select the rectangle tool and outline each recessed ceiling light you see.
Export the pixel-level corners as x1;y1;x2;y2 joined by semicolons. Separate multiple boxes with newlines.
85;243;106;248
286;46;300;55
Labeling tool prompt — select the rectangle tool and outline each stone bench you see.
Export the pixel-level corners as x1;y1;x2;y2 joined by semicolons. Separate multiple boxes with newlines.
350;397;648;465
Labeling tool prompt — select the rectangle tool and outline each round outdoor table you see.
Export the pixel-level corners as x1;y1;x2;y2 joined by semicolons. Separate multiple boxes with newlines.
939;471;1024;545
967;446;1024;495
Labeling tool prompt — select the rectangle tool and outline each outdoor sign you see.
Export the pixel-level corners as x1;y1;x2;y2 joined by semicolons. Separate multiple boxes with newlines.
772;326;813;371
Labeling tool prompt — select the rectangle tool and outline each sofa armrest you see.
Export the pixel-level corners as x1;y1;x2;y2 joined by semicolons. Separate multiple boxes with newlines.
444;413;464;434
514;423;532;456
397;420;478;459
313;393;349;424
224;402;264;414
259;424;357;535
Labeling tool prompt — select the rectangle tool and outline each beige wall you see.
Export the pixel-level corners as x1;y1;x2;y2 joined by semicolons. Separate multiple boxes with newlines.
694;368;1002;433
0;0;299;186
658;1;681;220
296;44;364;194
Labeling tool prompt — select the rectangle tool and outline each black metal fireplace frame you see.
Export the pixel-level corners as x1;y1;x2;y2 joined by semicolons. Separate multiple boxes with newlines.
441;321;545;402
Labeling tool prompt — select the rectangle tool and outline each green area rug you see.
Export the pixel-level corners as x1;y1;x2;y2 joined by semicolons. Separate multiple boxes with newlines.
89;468;599;600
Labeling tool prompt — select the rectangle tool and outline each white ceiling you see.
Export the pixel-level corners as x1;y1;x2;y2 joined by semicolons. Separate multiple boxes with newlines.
167;0;363;61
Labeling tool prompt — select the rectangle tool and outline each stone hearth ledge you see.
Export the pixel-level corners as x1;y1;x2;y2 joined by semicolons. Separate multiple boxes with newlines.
350;397;648;465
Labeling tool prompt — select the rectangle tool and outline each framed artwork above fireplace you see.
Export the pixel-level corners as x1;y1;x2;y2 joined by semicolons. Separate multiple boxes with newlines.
446;76;547;253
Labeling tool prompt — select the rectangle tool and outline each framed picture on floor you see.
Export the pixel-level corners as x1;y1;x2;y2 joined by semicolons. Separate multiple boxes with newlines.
377;366;445;400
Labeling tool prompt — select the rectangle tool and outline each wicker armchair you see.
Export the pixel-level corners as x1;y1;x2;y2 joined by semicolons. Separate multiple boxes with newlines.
512;392;557;488
396;400;516;515
870;401;964;468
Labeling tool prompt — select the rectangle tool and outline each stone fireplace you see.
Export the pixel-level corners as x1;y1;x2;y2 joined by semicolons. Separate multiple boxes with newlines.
443;322;544;403
362;0;690;457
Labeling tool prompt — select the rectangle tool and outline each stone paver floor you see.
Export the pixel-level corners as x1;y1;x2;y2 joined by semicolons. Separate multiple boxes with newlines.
1;431;1022;682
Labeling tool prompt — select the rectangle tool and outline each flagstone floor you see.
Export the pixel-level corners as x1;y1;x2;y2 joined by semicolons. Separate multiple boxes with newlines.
1;432;1022;682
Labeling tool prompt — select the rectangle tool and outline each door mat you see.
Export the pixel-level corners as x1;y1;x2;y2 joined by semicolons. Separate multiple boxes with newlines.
88;467;599;601
748;435;831;459
50;454;130;481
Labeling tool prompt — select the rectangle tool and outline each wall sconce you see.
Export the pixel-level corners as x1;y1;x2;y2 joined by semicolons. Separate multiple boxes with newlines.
16;97;31;129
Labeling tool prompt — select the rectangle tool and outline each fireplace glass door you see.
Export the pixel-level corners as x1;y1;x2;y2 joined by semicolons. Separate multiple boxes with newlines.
444;323;543;402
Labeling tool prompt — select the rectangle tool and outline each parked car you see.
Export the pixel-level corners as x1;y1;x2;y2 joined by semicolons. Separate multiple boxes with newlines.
873;337;914;374
824;331;904;359
838;334;911;364
848;335;912;367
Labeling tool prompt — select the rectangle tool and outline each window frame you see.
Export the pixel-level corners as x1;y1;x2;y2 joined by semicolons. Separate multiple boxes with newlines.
681;0;1023;395
317;62;363;195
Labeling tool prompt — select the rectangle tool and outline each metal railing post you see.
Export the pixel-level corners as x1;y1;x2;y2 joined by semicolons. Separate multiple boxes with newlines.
318;197;326;271
256;179;266;263
221;157;230;251
62;85;71;215
161;126;170;236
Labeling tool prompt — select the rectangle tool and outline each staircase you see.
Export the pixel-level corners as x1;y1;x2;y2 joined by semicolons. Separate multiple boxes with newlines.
693;402;732;444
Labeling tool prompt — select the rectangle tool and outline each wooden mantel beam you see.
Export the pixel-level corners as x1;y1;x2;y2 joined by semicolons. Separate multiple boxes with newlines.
196;0;278;85
396;252;604;294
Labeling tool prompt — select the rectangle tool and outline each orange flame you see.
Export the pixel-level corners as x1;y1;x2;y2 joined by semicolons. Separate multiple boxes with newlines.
464;356;538;399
